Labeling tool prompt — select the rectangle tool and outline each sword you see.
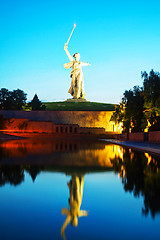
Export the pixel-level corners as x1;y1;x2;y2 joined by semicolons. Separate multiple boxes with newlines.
66;24;76;46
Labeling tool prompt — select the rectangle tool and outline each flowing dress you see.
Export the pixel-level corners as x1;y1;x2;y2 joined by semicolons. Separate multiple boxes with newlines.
64;60;85;99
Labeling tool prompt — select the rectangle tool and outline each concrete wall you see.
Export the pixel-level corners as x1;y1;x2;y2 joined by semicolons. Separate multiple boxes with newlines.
4;118;28;131
0;110;121;132
53;124;79;134
27;121;54;133
2;117;106;135
79;127;105;134
114;132;144;142
114;131;160;144
114;133;128;141
149;131;160;143
129;132;144;142
3;118;54;133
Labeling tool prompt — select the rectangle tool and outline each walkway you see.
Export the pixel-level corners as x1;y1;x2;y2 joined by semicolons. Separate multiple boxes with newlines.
101;139;160;156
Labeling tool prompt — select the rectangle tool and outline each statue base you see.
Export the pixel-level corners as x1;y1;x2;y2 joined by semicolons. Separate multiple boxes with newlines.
65;98;88;103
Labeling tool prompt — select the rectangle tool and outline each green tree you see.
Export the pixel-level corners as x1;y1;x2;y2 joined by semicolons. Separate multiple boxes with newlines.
0;88;10;109
111;86;147;133
28;94;46;110
122;86;147;132
142;69;160;131
0;88;27;110
11;89;27;110
110;102;124;125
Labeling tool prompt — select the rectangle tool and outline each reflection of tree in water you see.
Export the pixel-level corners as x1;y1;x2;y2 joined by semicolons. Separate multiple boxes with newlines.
0;145;4;162
61;173;87;240
0;166;25;186
122;150;147;197
142;155;160;218
110;149;160;218
26;166;42;182
0;165;43;186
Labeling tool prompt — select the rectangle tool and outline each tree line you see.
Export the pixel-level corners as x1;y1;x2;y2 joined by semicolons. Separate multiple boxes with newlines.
0;88;46;111
111;69;160;132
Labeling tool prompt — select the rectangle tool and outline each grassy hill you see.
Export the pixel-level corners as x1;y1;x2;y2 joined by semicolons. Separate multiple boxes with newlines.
44;101;115;111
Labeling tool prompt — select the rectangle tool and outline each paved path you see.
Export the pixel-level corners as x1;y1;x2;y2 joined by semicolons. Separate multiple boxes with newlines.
101;139;160;156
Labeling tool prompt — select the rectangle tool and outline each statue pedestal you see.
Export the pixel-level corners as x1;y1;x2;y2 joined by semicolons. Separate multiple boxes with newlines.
65;98;88;102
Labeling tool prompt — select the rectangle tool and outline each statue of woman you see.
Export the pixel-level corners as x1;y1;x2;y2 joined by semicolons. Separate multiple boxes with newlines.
64;44;90;99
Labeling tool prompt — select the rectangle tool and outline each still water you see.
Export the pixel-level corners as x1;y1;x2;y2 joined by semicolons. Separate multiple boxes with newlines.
0;139;160;240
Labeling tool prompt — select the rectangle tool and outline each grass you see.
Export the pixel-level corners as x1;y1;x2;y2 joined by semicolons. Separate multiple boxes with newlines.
44;101;115;111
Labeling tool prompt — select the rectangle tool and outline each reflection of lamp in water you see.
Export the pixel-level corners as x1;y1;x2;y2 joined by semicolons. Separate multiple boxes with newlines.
61;175;88;239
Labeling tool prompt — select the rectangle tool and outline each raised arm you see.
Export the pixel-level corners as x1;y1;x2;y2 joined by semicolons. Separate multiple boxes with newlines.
64;44;73;61
79;210;88;217
81;62;91;66
61;214;72;237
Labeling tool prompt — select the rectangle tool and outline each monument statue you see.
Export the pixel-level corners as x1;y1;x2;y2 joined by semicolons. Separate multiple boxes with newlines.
64;24;90;100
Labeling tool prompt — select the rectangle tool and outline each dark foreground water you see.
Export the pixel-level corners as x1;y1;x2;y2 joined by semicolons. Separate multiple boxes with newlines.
0;139;160;240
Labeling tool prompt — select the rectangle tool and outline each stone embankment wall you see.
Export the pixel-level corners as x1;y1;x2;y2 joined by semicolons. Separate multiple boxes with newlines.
3;118;54;133
1;118;106;135
0;110;121;133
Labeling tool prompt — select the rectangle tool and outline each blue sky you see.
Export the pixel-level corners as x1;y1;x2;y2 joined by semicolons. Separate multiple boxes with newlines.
1;0;160;103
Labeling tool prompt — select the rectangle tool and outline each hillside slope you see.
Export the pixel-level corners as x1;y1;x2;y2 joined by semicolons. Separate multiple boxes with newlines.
44;101;115;111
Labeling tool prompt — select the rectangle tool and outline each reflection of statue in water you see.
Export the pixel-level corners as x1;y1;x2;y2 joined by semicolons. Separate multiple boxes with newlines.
64;24;90;99
61;174;88;239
